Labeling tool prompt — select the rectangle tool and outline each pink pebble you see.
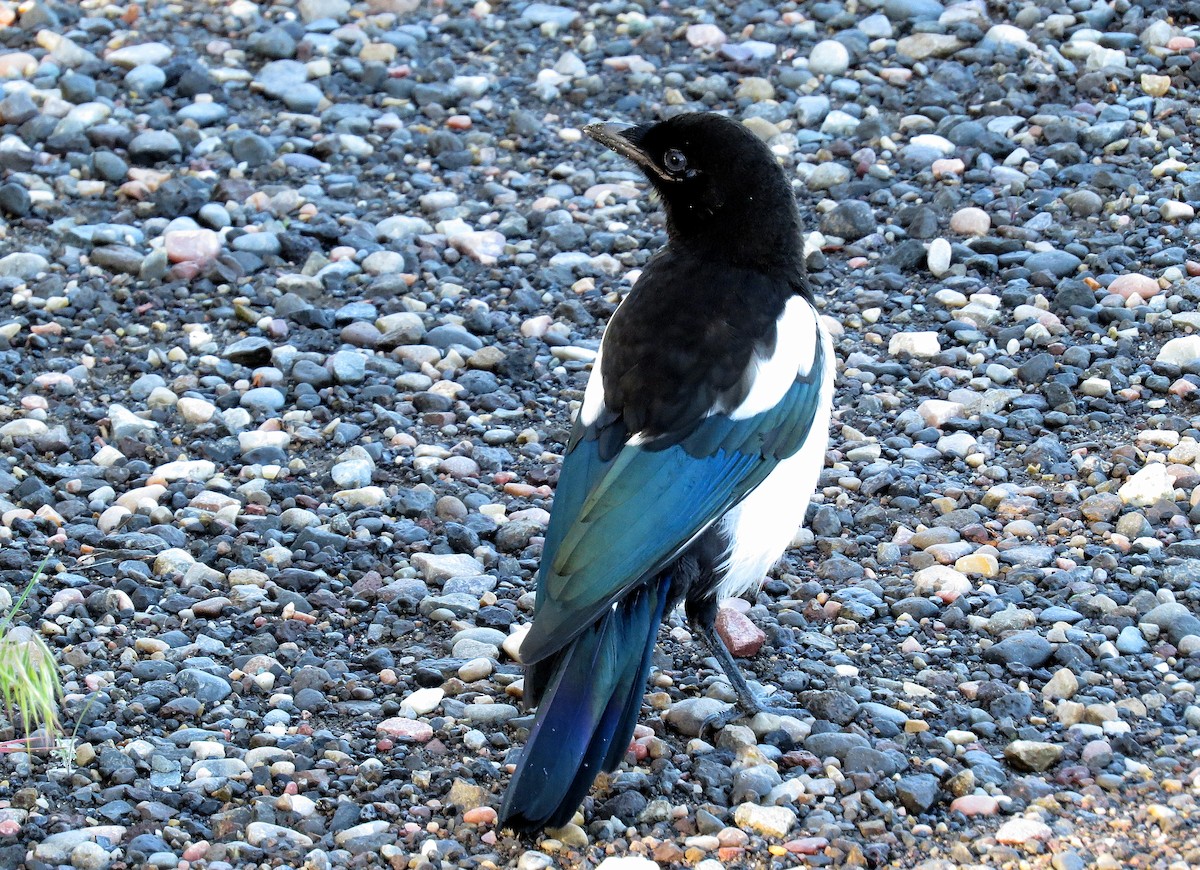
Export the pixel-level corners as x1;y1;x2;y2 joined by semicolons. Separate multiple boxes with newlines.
785;837;828;854
182;842;209;861
169;262;204;280
932;158;965;178
463;807;497;825
1081;738;1112;765
376;716;434;743
717;827;749;847
720;597;751;614
166;229;221;264
0;819;19;836
716;607;765;658
950;795;999;816
686;23;727;49
1108;273;1159;300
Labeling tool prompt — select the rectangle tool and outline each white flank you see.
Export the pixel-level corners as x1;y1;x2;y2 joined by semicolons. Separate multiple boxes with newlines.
715;314;834;600
728;296;819;420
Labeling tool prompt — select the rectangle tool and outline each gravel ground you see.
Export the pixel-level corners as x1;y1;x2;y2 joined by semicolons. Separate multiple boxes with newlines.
0;0;1198;868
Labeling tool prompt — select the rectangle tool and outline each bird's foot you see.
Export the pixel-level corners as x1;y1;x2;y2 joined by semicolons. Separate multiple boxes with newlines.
746;698;806;720
691;620;805;733
699;694;804;738
699;706;744;739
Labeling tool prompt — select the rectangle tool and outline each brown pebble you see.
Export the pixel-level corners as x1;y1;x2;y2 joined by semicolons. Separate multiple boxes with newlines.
191;597;230;618
436;496;468;520
654;842;686;863
340;322;382;348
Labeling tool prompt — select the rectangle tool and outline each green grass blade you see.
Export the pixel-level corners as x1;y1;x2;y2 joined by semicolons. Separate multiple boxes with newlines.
0;557;63;746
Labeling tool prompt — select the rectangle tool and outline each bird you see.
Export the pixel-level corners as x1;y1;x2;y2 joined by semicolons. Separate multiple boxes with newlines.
497;112;835;833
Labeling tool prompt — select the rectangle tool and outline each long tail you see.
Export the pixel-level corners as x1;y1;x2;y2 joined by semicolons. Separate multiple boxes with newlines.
498;575;672;832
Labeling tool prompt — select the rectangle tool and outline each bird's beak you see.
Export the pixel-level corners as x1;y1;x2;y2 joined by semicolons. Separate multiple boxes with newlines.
584;122;671;181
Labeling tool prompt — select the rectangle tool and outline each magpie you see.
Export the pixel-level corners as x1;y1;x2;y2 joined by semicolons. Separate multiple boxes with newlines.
498;112;835;833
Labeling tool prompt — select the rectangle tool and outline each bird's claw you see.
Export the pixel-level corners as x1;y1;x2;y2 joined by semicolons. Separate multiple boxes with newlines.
749;701;808;720
698;696;805;739
699;706;745;739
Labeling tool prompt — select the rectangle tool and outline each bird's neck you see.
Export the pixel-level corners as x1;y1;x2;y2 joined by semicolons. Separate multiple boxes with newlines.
668;197;806;274
675;222;807;278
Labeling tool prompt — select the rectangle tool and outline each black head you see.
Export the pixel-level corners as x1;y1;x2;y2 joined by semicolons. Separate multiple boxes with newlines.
585;112;802;266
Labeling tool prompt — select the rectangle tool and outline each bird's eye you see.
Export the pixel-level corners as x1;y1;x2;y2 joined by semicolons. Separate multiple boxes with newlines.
663;148;688;175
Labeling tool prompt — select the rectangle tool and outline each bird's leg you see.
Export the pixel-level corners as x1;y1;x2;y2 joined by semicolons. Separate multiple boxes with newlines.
694;619;806;714
687;599;807;735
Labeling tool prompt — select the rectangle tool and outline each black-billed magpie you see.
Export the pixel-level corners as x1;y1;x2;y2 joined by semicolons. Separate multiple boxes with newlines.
498;112;834;833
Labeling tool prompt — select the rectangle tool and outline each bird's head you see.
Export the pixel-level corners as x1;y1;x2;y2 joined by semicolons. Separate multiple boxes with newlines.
585;112;802;264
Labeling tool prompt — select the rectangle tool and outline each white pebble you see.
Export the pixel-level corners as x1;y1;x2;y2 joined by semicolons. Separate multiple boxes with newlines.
927;238;952;277
1157;336;1200;366
400;688;444;716
177;397;217;424
1161;201;1195;221
888;331;941;358
1117;463;1175;507
808;40;849;76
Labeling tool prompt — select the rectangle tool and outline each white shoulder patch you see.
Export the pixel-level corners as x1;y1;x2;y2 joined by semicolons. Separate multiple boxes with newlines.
577;346;606;427
576;342;655;446
728;296;820;421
